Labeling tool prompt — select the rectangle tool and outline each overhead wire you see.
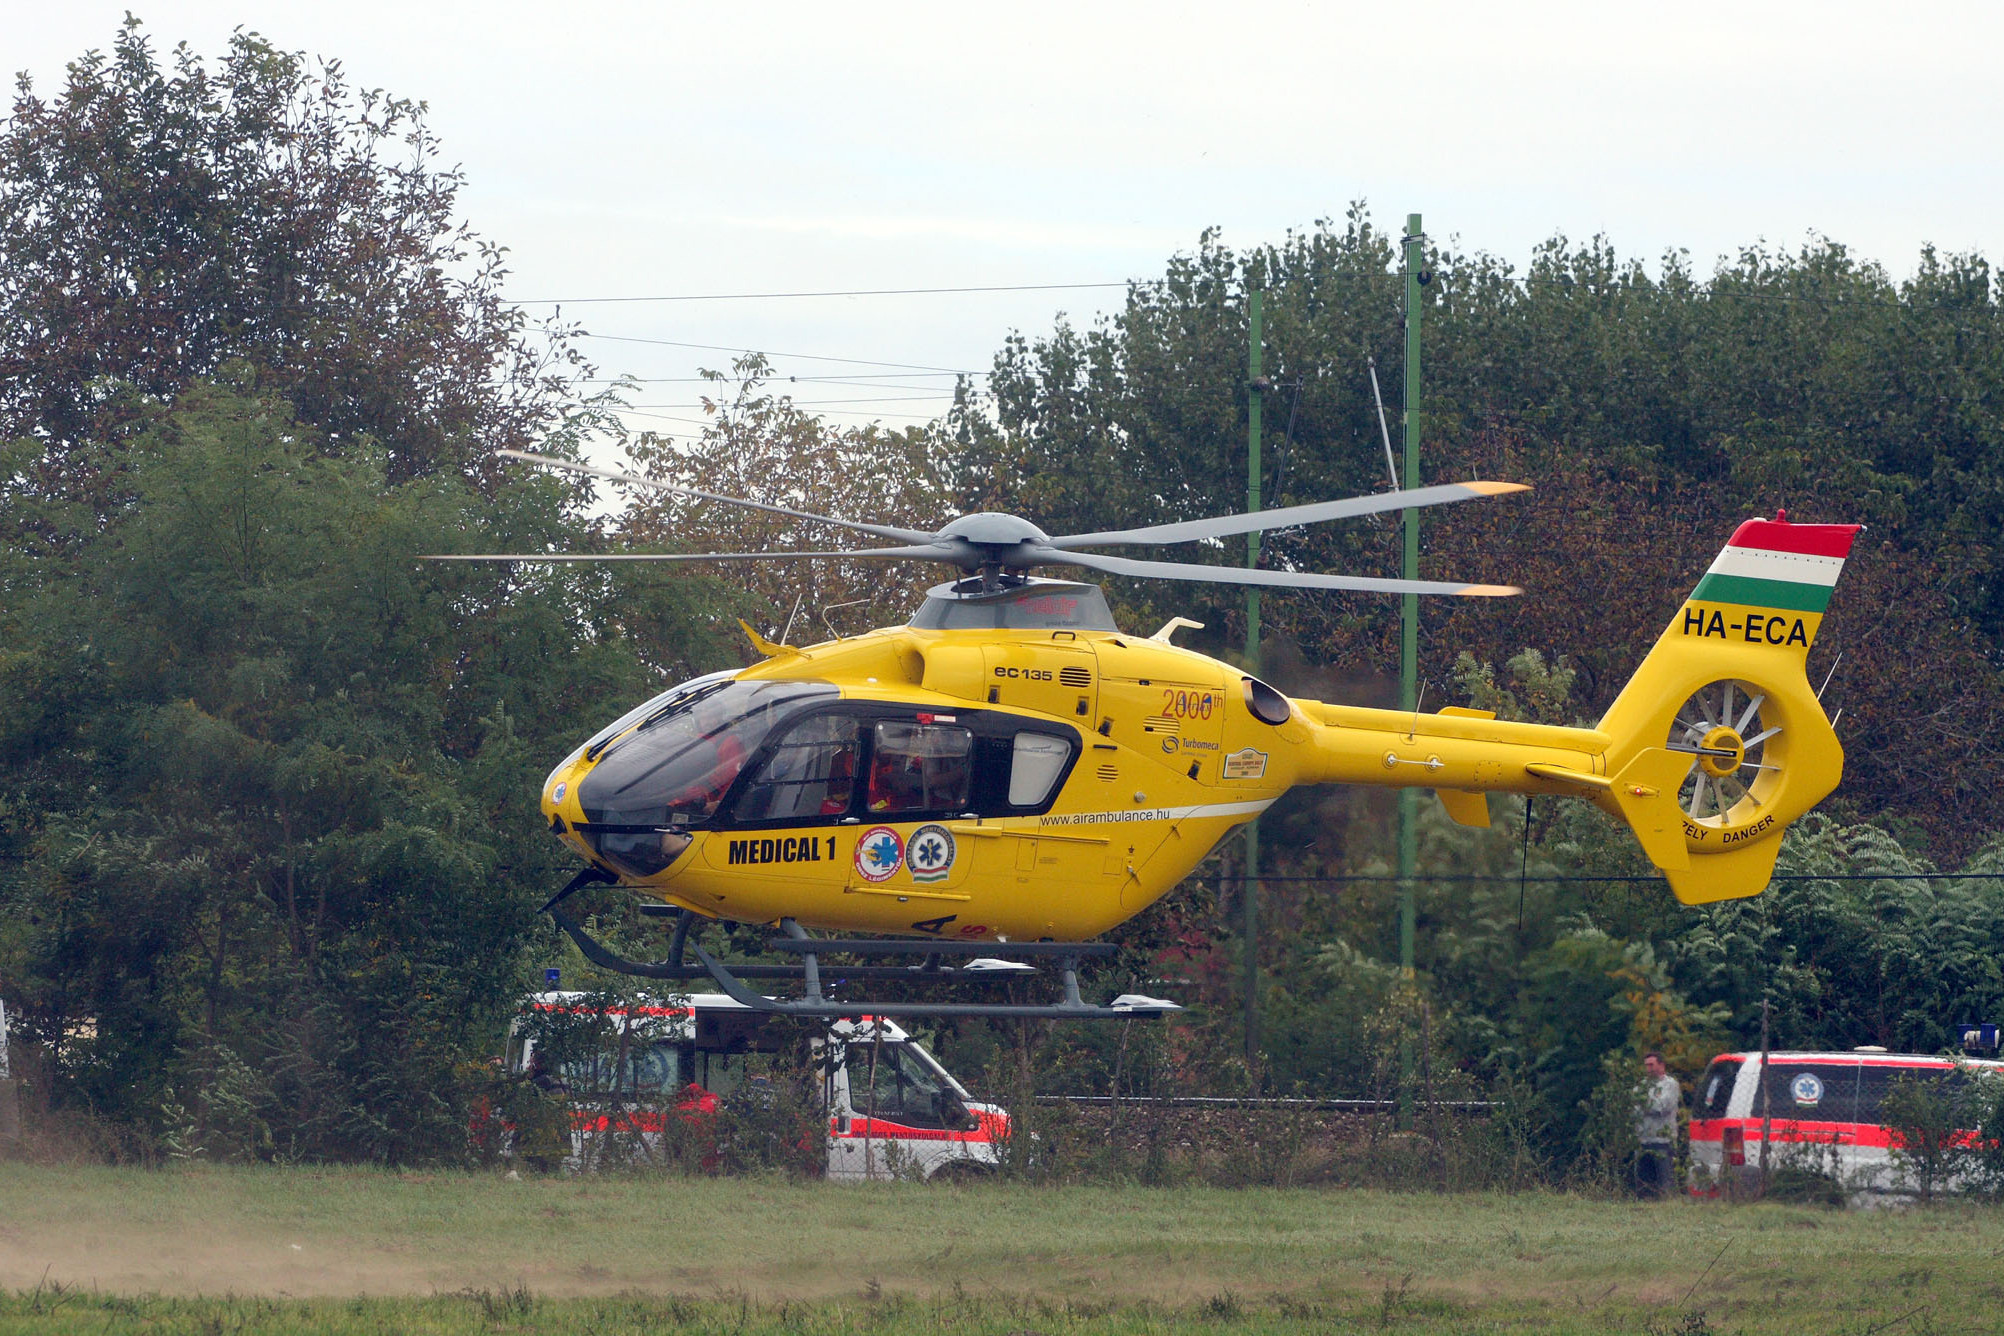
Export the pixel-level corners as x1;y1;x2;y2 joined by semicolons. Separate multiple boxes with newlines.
532;265;1999;436
509;280;1137;305
579;372;978;384
577;333;980;374
625;395;953;409
520;269;1998;317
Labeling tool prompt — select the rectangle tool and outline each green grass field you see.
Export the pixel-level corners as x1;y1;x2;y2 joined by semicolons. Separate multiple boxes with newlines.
2;1164;1999;1334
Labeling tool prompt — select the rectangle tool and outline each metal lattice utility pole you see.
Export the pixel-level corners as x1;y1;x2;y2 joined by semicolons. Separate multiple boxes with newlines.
1243;288;1264;1079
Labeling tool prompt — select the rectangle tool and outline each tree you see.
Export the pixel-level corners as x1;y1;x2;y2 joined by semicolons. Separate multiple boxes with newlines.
952;206;2004;856
619;357;957;644
0;17;585;518
0;376;732;1159
1883;1068;1977;1203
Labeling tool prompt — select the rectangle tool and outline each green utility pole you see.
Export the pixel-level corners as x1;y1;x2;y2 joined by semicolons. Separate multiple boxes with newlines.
1396;217;1423;1119
1243;289;1264;1078
1398;217;1422;983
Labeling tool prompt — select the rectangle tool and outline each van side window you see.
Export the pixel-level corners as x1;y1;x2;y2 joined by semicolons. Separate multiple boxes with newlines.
559;1038;685;1096
1698;1058;1741;1118
730;713;863;824
868;721;972;815
1762;1062;1868;1122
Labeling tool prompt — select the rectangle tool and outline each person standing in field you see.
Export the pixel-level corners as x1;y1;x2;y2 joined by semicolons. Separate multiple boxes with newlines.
1635;1051;1681;1198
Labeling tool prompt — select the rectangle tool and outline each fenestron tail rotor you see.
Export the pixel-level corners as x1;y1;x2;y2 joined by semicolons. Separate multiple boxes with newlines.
1668;679;1784;824
423;449;1527;596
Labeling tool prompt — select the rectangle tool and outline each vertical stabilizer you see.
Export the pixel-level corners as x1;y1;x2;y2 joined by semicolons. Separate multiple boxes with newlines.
1597;516;1862;904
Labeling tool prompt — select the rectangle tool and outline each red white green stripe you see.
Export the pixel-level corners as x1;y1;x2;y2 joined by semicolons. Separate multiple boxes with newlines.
1687;519;1862;614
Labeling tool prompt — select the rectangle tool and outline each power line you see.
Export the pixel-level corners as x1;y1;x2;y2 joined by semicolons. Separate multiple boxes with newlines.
576;333;981;375
581;372;978;384
511;280;1136;305
524;271;1999;319
615;407;945;430
625;395;955;410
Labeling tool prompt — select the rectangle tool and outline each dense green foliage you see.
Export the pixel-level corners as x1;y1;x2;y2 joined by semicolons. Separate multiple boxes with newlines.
0;25;732;1160
3;23;2001;1171
0;18;581;500
0;379;738;1159
943;214;2004;1160
953;210;2004;850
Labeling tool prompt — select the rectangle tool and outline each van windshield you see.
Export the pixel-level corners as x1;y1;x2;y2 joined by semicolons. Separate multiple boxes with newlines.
840;1040;967;1128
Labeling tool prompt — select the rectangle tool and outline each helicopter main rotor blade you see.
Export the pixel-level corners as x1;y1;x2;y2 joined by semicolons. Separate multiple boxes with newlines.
1045;480;1527;550
497;450;938;544
1045;547;1520;596
422;544;957;563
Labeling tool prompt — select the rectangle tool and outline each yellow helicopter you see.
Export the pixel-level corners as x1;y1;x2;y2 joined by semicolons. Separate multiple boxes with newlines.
435;451;1858;1017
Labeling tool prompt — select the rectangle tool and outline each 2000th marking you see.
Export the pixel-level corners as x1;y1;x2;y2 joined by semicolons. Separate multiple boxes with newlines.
1681;607;1810;646
1161;688;1218;720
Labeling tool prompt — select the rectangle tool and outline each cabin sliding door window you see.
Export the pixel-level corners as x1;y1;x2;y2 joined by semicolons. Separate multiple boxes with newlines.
868;721;973;816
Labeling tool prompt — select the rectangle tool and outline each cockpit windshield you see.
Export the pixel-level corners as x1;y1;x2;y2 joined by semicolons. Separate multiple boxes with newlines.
577;678;835;876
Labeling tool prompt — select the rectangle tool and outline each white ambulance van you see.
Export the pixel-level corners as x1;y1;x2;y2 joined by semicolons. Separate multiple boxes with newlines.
1688;1048;2003;1201
507;992;1009;1181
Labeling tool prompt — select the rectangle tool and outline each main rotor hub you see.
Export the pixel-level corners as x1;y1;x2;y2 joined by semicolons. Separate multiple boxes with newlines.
934;512;1052;550
1698;725;1746;777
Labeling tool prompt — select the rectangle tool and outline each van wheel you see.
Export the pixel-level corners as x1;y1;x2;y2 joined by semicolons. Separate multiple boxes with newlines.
929;1161;995;1185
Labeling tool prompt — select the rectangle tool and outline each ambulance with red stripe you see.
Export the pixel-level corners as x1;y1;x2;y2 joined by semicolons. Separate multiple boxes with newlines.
1689;1048;2004;1199
509;992;1008;1180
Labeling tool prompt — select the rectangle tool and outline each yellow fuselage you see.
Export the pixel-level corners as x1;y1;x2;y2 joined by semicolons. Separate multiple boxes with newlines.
539;623;1634;942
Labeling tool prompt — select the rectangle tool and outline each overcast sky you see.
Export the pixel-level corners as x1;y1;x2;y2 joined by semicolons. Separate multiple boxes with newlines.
12;1;2004;441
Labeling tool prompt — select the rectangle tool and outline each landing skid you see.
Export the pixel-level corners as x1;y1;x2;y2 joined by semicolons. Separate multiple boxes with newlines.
542;869;1180;1020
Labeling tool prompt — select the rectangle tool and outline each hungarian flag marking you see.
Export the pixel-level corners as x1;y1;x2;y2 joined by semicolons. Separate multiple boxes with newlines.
1688;520;1862;614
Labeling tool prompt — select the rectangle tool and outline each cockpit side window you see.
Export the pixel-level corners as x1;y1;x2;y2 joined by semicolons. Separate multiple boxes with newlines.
730;713;864;824
868;721;973;816
576;681;835;875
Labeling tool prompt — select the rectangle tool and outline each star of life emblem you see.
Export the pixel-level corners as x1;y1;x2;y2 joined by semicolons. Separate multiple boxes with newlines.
854;826;904;883
908;824;957;883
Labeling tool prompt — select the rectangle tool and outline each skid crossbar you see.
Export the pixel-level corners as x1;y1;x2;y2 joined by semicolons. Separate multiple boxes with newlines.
543;876;1175;1019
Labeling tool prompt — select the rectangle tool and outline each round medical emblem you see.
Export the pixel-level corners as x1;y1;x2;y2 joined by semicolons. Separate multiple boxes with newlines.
854;826;904;883
552;782;567;804
1789;1072;1824;1107
908;824;957;883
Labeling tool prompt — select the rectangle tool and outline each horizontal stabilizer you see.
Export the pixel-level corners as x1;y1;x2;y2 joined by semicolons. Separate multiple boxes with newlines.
1523;762;1610;790
1609;748;1697;872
